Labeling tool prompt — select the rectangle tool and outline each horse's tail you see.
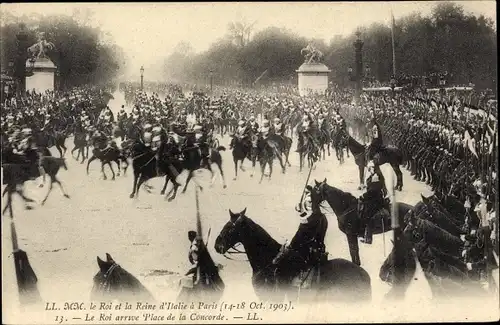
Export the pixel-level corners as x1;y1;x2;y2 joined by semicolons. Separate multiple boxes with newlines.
216;146;226;152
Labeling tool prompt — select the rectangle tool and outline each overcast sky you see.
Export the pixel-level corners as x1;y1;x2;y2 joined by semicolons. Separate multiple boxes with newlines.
2;1;496;80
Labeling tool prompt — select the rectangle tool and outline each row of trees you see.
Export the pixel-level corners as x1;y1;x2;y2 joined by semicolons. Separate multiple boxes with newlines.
1;11;125;89
163;2;497;90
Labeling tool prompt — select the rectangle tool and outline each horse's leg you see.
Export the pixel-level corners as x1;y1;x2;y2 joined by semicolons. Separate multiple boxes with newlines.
347;234;361;266
259;160;266;184
55;145;63;158
71;145;78;159
217;160;227;189
182;171;193;193
358;165;365;190
86;155;97;174
129;172;139;198
101;162;107;180
108;162;116;180
268;159;273;181
392;163;404;191
41;177;54;205
233;157;238;180
53;176;70;198
161;175;170;195
276;150;285;173
61;141;67;156
122;157;129;175
16;187;35;204
114;159;121;177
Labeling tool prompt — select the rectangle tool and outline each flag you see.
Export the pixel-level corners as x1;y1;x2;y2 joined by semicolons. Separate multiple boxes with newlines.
11;221;42;305
464;126;478;158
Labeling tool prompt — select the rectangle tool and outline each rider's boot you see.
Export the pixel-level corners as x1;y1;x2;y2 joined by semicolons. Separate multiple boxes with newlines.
360;217;373;244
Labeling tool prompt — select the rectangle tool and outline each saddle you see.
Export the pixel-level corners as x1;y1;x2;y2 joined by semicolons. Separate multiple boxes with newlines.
290;259;325;289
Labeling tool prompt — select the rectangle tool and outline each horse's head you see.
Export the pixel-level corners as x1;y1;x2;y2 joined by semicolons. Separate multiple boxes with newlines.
379;238;416;285
214;208;247;254
312;178;329;204
402;211;422;243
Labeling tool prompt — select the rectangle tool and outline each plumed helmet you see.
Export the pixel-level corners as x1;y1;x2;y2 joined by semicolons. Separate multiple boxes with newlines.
22;128;32;135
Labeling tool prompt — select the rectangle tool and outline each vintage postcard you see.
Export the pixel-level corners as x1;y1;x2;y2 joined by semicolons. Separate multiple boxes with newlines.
1;1;498;324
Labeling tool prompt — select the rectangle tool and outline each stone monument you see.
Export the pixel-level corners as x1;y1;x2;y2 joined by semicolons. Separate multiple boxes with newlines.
296;43;330;96
25;32;57;93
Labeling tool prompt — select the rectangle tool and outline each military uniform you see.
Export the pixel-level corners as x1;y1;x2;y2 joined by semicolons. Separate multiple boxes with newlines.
359;169;388;244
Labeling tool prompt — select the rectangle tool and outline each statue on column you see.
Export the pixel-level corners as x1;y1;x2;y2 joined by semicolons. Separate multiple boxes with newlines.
27;32;55;60
300;43;324;64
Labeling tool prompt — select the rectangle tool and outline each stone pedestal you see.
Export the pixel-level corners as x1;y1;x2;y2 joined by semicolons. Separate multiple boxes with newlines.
296;63;331;97
25;58;56;94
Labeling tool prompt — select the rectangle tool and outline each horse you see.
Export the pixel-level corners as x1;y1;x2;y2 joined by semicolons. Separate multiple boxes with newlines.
229;134;256;180
379;230;490;300
346;135;404;191
2;147;69;216
91;253;155;302
51;128;69;158
268;133;292;167
177;231;224;303
331;126;349;164
128;140;184;200
214;207;372;303
317;124;332;160
71;128;90;163
313;178;413;266
179;140;227;193
297;132;318;172
250;134;285;184
86;145;128;180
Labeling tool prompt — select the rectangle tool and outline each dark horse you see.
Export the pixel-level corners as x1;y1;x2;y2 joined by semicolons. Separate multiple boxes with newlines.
346;135;404;191
91;253;155;302
71;128;90;163
214;207;372;303
229;134;256;180
251;134;286;184
86;146;128;180
379;220;491;300
331;126;350;164
177;231;224;303
176;140;227;193
313;178;413;266
128;140;185;200
2;147;69;217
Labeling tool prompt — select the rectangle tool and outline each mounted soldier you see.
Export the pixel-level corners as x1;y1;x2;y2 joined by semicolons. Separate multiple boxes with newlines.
272;117;285;139
193;124;210;168
273;187;328;288
142;123;153;149
358;162;389;244
18;127;46;187
366;114;383;163
248;115;259;133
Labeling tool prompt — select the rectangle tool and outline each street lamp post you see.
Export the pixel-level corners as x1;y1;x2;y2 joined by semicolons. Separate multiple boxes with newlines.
15;23;29;97
353;30;364;102
209;69;213;93
140;66;144;91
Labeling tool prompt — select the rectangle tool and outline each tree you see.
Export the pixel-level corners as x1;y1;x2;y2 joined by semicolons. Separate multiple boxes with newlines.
227;20;256;48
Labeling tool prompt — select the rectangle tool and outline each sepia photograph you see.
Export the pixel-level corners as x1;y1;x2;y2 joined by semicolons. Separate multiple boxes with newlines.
1;1;498;324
